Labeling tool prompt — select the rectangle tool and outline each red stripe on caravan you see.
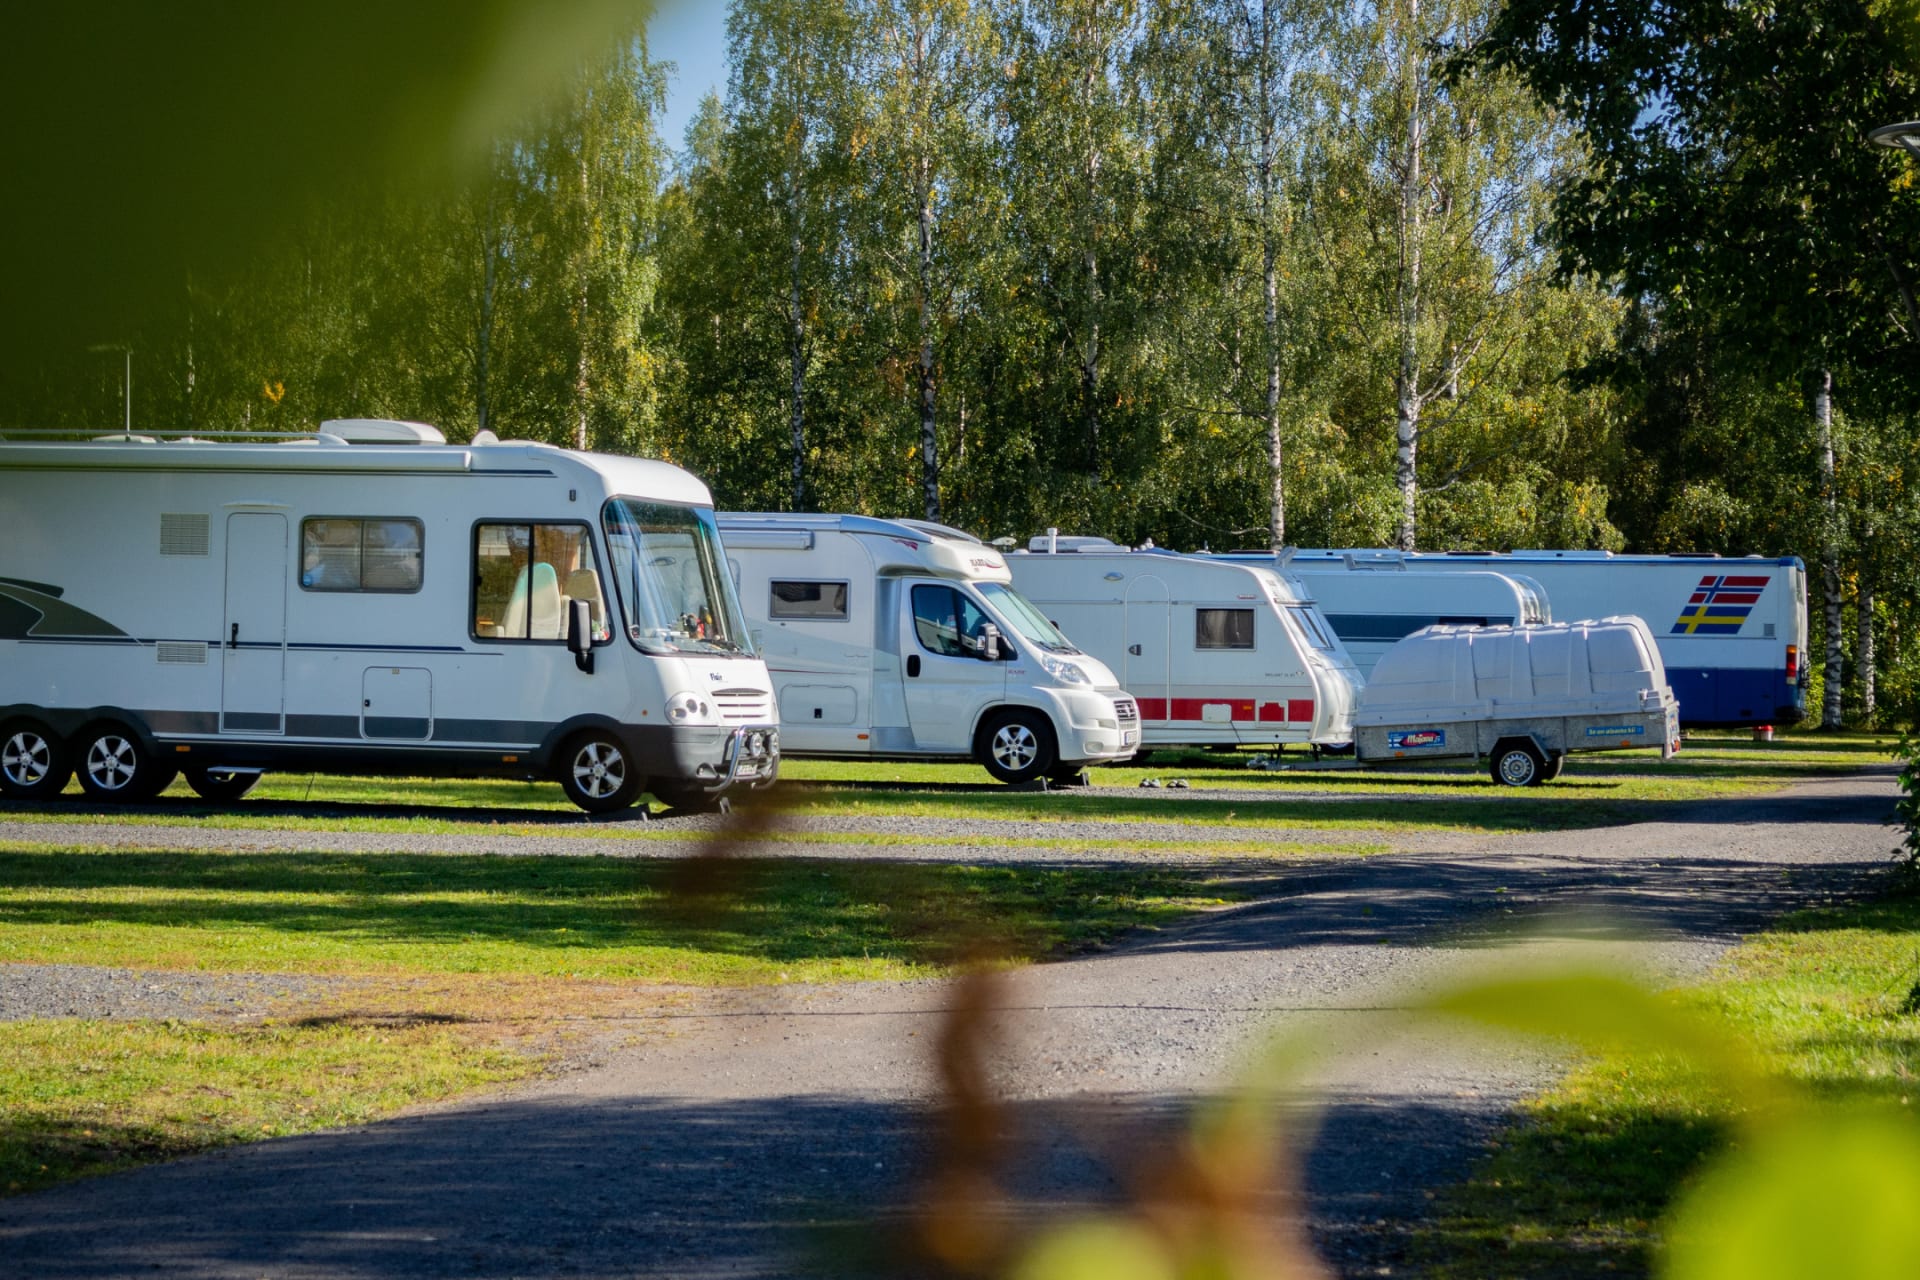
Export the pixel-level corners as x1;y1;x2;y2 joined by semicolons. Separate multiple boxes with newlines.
1258;702;1286;723
1135;697;1315;724
1136;698;1168;720
1167;698;1256;720
1287;699;1314;723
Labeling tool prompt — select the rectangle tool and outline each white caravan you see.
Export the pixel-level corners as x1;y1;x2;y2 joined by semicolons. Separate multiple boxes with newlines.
716;514;1140;785
1007;537;1361;749
1282;550;1807;728
0;422;779;813
1281;565;1549;677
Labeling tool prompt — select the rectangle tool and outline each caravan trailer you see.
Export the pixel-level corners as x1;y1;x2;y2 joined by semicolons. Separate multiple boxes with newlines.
0;422;779;813
717;514;1140;784
1282;566;1549;677
1007;537;1361;749
1279;550;1807;728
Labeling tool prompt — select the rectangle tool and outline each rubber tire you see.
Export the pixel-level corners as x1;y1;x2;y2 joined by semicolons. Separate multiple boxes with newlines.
75;725;174;802
1539;753;1565;782
557;730;644;814
185;767;263;802
977;710;1058;786
0;720;71;801
1489;741;1546;788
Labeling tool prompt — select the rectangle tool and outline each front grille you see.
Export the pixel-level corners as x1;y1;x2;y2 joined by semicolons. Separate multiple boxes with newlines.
1114;697;1139;723
714;688;774;722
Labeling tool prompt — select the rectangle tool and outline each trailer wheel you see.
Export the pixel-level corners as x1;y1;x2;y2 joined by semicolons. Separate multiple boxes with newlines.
1539;753;1565;782
0;720;70;801
558;731;643;813
75;725;174;802
185;767;263;802
978;710;1058;785
1489;740;1546;788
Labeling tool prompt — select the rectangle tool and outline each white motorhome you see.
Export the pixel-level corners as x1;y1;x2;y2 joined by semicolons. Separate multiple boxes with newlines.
716;513;1139;784
0;422;779;813
1281;565;1550;678
1282;550;1808;728
1007;537;1361;749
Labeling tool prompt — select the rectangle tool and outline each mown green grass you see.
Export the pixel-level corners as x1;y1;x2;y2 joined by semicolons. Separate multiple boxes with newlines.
1;1016;525;1196
1417;891;1920;1278
0;847;1239;984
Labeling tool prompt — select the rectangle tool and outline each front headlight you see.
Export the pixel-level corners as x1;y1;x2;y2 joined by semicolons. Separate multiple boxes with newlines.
1039;655;1089;686
666;692;710;721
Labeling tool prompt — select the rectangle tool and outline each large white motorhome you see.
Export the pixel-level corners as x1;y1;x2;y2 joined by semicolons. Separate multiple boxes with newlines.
0;421;779;813
716;513;1140;784
1007;537;1361;749
1279;563;1550;677
1274;550;1808;728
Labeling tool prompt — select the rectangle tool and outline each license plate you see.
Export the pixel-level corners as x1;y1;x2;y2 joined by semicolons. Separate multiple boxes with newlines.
1122;730;1138;747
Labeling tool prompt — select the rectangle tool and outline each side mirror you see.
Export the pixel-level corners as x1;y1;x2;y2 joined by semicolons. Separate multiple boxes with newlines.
568;598;595;674
979;622;1002;661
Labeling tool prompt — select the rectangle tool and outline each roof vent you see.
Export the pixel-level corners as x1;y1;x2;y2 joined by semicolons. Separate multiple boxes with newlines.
318;418;446;445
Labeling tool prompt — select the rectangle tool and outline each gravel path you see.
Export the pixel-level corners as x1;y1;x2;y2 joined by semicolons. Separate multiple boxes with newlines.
0;772;1898;1278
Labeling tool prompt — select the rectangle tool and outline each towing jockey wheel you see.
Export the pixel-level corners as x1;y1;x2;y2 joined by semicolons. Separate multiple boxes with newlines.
76;724;177;802
185;767;264;802
1489;740;1547;788
0;720;71;801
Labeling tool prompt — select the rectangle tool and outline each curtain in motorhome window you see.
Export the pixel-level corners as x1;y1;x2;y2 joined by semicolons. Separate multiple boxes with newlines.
769;581;850;620
472;523;598;641
1196;608;1255;650
300;518;422;592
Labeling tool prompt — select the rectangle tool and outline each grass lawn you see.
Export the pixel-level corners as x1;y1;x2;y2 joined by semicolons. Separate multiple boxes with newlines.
1416;889;1920;1278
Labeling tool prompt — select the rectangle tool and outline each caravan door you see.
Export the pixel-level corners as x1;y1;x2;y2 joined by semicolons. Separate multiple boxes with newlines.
221;512;288;734
901;582;1006;752
1123;575;1171;722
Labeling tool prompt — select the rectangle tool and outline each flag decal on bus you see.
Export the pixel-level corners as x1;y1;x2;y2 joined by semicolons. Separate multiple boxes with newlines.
1672;575;1768;635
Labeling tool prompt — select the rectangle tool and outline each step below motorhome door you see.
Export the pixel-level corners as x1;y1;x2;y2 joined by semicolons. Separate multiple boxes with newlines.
221;512;288;734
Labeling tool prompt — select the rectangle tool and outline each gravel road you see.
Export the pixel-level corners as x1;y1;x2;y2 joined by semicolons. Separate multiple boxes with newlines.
0;773;1897;1278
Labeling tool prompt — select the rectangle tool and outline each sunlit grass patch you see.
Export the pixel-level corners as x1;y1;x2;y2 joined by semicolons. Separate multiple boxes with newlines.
0;1013;528;1196
1418;891;1920;1278
0;849;1240;984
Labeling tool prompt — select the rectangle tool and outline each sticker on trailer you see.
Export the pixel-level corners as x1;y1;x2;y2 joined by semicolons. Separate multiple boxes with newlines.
1387;729;1446;749
1585;724;1647;738
1671;575;1768;635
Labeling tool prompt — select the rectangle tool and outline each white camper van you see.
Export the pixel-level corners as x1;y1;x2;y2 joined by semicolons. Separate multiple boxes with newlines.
1008;537;1361;749
1285;550;1807;728
716;514;1139;784
0;422;779;813
1284;566;1550;677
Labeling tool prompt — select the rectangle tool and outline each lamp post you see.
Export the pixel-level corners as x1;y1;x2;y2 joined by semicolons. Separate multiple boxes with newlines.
1869;121;1920;160
87;343;132;435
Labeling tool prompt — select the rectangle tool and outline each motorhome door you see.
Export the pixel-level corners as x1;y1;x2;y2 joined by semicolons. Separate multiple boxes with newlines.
1123;575;1171;722
221;512;288;734
902;582;1007;752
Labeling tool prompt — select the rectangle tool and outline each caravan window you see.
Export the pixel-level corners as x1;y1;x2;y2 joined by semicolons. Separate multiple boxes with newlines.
602;501;751;657
770;580;850;621
1196;608;1255;650
1288;607;1337;651
300;518;423;593
472;522;604;642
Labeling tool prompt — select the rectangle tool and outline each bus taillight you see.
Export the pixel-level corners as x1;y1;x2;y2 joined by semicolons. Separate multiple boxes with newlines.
1785;644;1799;681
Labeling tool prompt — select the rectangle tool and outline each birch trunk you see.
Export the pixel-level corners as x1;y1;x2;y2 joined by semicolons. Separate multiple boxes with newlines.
1259;0;1285;552
790;215;807;510
1816;369;1844;729
1857;555;1876;722
1392;0;1424;552
917;150;940;521
573;148;592;452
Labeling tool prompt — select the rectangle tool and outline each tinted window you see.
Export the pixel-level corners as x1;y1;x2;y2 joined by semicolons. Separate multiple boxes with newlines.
1196;608;1255;650
770;580;850;620
912;584;992;657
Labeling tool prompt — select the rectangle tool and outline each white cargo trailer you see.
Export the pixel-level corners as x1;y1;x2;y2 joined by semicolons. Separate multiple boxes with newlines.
1281;550;1806;728
1007;537;1361;748
717;514;1140;784
1286;565;1549;677
0;422;779;812
1352;617;1681;784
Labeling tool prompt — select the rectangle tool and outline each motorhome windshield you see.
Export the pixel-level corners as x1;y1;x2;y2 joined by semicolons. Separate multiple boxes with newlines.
603;501;753;657
975;582;1080;654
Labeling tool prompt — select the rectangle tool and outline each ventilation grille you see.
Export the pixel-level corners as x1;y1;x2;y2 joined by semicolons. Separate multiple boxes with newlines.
714;688;774;722
1115;697;1140;723
156;641;208;665
160;514;210;557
